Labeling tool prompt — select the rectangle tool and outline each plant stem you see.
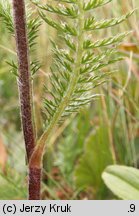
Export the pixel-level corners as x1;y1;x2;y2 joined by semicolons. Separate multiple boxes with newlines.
12;0;35;160
100;92;118;163
12;0;36;199
29;168;41;200
29;0;84;199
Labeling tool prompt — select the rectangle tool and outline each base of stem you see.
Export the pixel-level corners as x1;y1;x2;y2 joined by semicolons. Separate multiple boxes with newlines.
28;167;42;200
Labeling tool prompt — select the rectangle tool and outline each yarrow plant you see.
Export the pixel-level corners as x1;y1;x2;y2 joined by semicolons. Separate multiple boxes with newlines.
0;0;133;199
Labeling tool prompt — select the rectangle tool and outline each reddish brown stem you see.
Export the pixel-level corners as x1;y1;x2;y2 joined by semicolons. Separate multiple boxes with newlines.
12;0;42;200
29;168;41;200
12;0;35;160
29;143;44;199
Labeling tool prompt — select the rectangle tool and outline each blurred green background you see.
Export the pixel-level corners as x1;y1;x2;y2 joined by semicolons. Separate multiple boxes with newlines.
0;0;139;199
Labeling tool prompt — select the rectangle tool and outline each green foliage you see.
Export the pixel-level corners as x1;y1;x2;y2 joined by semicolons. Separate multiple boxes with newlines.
37;2;78;18
55;110;91;183
0;0;14;35
83;0;113;11
83;33;130;49
0;0;41;76
32;0;132;126
26;6;42;51
74;125;113;199
0;1;41;50
84;11;134;31
0;169;26;200
102;165;139;200
0;0;137;200
6;60;18;76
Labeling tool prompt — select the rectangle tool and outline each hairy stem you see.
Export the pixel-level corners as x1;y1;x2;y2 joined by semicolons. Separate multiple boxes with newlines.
29;0;84;199
29;167;41;200
12;0;36;199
